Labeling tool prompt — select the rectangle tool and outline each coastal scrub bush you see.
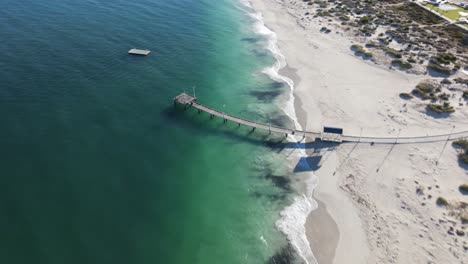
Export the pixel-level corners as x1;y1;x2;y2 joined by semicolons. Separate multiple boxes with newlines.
391;59;412;69
365;42;380;48
339;15;350;21
462;215;468;224
412;82;439;100
440;78;452;85
427;63;451;75
453;140;468;165
436;196;449;206
360;16;369;24
426;103;455;114
460;154;468;165
399;92;413;99
453;139;468;149
437;93;450;101
459;184;468;195
454;78;468;86
320;26;331;33
463;91;468;99
350;44;373;58
381;46;402;58
434;53;457;64
378;38;389;45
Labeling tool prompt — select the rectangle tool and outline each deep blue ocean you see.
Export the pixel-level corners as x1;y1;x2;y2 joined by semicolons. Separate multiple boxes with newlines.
0;0;300;263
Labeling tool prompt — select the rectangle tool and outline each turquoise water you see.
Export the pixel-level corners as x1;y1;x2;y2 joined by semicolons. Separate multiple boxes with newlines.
0;0;300;263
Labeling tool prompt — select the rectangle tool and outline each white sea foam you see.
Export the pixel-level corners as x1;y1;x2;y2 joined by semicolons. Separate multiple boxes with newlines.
249;11;302;131
239;1;319;263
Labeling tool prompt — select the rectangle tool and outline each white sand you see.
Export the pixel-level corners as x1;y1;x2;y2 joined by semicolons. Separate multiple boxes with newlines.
249;0;468;263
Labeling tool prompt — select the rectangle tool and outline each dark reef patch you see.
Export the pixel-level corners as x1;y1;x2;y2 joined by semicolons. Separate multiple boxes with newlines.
250;90;283;101
265;173;291;191
267;243;299;264
241;37;260;43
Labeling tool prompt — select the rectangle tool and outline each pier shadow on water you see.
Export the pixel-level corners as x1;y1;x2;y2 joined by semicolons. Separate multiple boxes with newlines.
162;105;340;151
163;106;342;175
293;156;322;173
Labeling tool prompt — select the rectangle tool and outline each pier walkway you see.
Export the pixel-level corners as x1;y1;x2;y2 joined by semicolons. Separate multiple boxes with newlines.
174;93;468;144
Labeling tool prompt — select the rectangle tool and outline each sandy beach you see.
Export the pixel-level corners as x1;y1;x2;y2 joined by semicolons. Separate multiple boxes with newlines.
250;0;468;263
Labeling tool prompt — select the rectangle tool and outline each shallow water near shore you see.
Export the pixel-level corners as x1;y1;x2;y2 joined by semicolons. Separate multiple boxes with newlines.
0;0;303;263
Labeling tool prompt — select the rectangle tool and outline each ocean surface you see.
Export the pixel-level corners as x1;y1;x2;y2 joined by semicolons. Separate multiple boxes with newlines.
0;0;303;263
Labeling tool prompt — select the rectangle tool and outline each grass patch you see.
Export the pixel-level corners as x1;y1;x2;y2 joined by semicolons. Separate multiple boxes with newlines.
423;3;468;21
426;102;455;113
394;2;443;24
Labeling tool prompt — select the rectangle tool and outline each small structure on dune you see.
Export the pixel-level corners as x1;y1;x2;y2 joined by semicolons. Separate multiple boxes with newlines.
321;126;343;142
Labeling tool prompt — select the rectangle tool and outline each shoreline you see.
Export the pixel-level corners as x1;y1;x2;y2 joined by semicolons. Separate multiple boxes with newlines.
249;0;468;263
305;199;338;264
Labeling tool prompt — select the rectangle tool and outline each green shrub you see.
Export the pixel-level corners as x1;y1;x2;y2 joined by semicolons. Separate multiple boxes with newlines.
392;59;412;69
454;78;468;85
440;78;452;85
399;92;413;99
381;46;402;58
436;196;449;206
351;44;373;57
462;215;468;224
453;139;468;149
339;15;350;21
378;37;389;45
434;53;457;64
459;184;468;194
426;103;455;113
427;63;451;75
416;82;438;93
412;82;439;100
459;153;468;165
463;91;468;99
360;16;369;24
438;93;450;101
365;42;380;48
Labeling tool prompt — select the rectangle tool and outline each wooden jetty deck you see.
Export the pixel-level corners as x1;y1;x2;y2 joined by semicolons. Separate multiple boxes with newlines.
173;93;468;144
128;49;151;56
174;93;315;137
